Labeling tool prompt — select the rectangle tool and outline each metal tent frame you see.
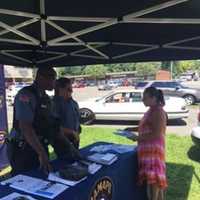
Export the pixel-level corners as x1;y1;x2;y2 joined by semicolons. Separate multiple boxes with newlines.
0;0;200;66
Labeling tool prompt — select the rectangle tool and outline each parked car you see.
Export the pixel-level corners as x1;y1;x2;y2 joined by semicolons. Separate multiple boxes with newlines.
79;89;188;124
86;80;96;86
135;80;200;105
122;79;131;87
191;108;200;148
73;81;85;88
179;73;194;81
98;84;113;91
107;81;119;88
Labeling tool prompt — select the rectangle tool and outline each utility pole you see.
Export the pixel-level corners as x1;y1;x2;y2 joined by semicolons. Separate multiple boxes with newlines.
170;61;173;80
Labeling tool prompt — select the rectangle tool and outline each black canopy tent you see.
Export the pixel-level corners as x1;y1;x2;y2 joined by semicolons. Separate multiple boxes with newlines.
0;0;200;67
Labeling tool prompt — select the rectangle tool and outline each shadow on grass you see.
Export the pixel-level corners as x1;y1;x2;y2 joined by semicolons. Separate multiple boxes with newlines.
194;171;200;184
166;162;194;200
92;119;187;126
187;145;200;163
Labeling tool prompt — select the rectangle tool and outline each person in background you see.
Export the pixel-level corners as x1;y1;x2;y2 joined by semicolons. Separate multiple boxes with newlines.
53;78;81;149
125;87;167;200
0;132;9;172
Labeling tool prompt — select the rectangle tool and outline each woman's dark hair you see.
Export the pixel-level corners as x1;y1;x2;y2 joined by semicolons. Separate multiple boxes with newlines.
55;78;71;95
144;86;165;106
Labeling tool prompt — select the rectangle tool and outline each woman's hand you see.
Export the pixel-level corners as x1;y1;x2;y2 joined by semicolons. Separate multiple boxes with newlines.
124;126;139;132
127;134;138;141
124;127;133;132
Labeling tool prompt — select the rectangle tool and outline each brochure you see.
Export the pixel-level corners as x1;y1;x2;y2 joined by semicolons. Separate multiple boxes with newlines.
1;175;68;199
0;192;38;200
87;153;118;165
110;144;135;154
90;144;134;154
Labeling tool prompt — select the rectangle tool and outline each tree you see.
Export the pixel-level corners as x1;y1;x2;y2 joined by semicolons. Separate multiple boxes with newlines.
57;66;85;77
83;64;107;79
161;61;171;70
172;60;200;76
135;62;161;77
105;63;136;72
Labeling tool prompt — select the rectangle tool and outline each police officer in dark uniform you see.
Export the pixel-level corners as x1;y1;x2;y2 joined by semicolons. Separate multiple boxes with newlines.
53;78;81;149
8;67;80;175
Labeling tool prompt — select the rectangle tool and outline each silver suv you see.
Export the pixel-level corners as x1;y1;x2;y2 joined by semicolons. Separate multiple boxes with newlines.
135;80;200;105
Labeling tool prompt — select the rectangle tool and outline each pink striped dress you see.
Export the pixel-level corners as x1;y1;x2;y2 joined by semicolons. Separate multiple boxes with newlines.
137;105;167;189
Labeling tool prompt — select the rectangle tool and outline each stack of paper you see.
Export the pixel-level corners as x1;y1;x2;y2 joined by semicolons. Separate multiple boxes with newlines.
87;153;118;165
88;163;102;174
90;145;113;153
90;144;135;154
111;144;135;154
0;192;38;200
1;175;68;199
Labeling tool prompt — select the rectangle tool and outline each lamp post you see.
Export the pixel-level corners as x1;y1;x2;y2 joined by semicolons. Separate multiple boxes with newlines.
0;64;8;133
170;61;173;80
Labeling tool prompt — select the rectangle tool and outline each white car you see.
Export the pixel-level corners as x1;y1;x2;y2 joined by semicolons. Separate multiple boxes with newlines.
107;81;119;88
179;73;193;81
98;84;112;91
191;109;200;147
79;89;189;124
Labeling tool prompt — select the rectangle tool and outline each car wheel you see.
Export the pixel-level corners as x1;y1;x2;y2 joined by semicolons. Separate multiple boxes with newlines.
183;95;195;105
79;108;95;125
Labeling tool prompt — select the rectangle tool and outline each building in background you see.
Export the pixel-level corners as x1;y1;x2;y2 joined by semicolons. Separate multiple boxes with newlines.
155;70;171;80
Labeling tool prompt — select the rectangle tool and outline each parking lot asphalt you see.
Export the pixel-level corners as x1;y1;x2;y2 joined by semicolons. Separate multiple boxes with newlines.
7;83;200;136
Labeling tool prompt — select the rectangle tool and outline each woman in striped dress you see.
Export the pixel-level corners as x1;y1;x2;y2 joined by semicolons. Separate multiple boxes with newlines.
125;87;167;200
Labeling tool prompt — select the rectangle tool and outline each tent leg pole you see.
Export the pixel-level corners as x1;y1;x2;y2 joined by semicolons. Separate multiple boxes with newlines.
0;64;8;133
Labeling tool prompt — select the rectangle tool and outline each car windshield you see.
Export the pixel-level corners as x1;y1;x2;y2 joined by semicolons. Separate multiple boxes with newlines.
95;92;115;101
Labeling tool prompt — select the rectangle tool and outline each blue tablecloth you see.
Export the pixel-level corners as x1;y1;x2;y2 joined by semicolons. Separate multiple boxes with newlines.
0;142;147;200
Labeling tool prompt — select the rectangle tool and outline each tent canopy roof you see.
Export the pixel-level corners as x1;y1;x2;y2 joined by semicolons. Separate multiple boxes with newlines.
0;0;200;67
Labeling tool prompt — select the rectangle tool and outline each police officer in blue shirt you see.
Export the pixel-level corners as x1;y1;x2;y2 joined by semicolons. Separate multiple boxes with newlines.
53;78;81;149
8;67;80;175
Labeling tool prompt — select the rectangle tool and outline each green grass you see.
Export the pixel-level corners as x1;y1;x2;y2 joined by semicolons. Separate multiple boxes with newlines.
79;127;200;200
1;126;200;200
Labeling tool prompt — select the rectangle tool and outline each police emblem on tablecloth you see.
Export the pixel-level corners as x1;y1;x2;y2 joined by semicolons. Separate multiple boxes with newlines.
89;177;113;200
0;95;4;109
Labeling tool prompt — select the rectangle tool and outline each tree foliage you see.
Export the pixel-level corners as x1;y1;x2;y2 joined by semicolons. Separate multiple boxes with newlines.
135;62;161;76
105;63;136;72
57;60;200;78
83;64;107;79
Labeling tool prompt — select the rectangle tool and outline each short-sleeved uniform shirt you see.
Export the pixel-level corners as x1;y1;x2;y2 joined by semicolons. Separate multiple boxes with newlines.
13;83;55;141
53;96;80;132
14;84;39;123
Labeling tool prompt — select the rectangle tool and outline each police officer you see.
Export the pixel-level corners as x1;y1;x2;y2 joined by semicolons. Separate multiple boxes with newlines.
8;67;80;175
53;78;81;149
